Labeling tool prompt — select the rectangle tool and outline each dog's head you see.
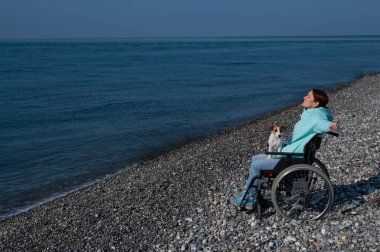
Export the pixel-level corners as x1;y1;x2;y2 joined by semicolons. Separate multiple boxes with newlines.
270;123;285;138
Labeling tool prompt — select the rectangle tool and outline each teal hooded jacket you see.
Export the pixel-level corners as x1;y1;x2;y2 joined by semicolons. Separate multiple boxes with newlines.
280;107;334;154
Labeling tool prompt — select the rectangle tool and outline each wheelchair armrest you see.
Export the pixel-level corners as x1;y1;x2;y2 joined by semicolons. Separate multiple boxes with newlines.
327;131;339;137
265;151;304;158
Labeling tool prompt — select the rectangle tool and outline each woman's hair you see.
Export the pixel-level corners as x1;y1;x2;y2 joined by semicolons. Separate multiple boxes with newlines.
311;89;329;108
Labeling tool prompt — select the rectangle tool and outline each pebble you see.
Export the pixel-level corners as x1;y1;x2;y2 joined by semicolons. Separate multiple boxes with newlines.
286;236;297;242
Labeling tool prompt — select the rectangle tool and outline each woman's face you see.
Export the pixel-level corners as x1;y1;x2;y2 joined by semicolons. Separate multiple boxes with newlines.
302;91;319;108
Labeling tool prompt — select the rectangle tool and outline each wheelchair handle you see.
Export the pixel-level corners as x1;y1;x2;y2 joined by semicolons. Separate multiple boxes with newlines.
327;131;339;137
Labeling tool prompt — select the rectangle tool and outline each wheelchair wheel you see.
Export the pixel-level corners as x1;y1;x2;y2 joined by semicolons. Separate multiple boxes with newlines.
271;164;334;221
313;158;330;178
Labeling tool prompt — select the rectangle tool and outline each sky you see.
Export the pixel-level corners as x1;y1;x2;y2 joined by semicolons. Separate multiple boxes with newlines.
1;0;380;39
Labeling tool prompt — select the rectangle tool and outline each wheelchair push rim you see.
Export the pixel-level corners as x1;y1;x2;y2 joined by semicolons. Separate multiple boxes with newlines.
271;164;334;221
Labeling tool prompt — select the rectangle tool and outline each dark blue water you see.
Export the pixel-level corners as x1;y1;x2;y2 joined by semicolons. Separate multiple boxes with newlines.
1;36;380;219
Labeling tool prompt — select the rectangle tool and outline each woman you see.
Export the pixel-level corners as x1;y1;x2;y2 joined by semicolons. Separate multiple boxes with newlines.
230;89;339;210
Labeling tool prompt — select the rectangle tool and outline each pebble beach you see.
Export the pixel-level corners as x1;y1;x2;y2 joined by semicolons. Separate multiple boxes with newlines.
0;73;379;251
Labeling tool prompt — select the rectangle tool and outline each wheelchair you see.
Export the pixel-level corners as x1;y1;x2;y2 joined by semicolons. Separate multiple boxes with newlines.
239;132;339;221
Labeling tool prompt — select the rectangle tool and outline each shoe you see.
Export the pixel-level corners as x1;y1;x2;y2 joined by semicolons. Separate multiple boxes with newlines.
234;191;244;198
230;197;256;210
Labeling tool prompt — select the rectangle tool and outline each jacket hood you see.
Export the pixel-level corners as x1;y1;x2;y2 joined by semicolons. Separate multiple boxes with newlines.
303;107;333;121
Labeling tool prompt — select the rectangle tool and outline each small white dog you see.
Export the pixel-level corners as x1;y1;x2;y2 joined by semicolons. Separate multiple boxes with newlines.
267;123;285;159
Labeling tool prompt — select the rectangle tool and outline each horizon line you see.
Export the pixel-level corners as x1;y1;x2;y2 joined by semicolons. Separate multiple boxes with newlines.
1;34;380;42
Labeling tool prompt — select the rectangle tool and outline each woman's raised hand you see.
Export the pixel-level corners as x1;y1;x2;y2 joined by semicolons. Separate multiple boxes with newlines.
330;122;339;131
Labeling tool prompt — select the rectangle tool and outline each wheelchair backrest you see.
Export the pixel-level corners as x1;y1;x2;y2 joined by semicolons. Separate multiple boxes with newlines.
303;135;322;164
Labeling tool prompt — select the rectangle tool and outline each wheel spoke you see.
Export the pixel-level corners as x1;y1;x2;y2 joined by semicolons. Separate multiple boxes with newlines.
276;193;301;204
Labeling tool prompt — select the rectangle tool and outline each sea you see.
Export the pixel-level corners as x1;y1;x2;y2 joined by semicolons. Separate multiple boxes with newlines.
1;36;380;219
